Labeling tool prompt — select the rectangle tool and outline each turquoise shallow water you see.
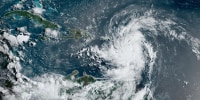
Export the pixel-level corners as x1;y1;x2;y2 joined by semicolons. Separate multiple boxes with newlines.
33;0;42;8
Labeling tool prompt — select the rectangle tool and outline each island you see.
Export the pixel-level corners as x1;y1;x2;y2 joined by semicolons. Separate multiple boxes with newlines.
4;10;59;29
4;11;91;40
64;70;95;86
61;29;91;40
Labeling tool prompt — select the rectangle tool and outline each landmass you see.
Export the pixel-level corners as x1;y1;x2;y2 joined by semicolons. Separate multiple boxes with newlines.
64;70;95;86
4;10;59;29
62;29;91;39
4;11;90;40
77;72;95;86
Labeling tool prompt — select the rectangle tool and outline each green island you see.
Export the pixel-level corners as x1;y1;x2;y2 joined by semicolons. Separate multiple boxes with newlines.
4;11;90;40
4;10;59;29
77;72;95;86
64;70;95;95
64;70;95;86
62;29;91;39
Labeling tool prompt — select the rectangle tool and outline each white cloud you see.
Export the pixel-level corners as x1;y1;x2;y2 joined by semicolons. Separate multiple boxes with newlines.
17;34;30;44
2;27;31;46
13;3;23;9
44;28;59;38
3;32;19;46
32;7;45;15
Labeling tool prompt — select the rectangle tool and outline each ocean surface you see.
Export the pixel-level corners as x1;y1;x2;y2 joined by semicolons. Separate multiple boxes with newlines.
1;0;200;100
